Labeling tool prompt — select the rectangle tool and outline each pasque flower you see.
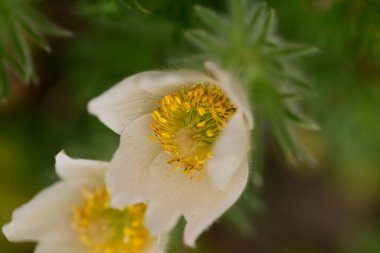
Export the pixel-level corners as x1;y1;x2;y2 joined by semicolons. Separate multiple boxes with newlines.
2;152;165;253
89;62;253;247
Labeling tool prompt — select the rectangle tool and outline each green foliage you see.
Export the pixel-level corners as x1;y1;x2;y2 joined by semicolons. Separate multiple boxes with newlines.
187;0;318;168
111;0;149;13
0;0;71;103
78;0;149;17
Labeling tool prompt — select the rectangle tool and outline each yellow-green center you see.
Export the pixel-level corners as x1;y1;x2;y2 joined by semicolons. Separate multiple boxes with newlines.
72;187;149;253
150;82;236;180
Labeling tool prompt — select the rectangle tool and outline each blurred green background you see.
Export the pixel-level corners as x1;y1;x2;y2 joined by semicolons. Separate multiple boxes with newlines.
0;0;379;252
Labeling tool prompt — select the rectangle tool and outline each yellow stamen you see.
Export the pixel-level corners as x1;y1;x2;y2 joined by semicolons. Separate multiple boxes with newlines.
196;121;206;127
206;130;214;137
158;117;167;124
149;82;236;180
72;187;149;253
197;107;206;116
174;96;182;104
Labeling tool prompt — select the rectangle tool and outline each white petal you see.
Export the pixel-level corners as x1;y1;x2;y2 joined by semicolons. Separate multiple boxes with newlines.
139;70;217;96
88;72;162;134
106;114;161;208
183;158;249;247
144;195;181;236
207;112;250;189
35;240;85;253
35;222;85;253
2;181;84;242
204;61;254;129
55;151;106;182
144;152;189;235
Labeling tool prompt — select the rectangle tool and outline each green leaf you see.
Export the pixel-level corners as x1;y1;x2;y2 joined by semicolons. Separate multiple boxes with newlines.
186;29;225;56
247;2;267;35
194;5;229;33
20;19;51;52
259;9;275;43
284;107;320;130
0;0;71;101
230;0;245;27
288;75;316;94
22;6;73;37
7;21;34;82
270;46;319;58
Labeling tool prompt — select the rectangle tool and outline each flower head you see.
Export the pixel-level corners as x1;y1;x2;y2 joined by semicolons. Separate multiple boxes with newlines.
150;82;237;180
89;62;253;247
2;152;165;253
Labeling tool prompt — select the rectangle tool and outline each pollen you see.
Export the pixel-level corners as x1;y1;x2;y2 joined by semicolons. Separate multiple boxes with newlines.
72;187;149;253
150;82;236;180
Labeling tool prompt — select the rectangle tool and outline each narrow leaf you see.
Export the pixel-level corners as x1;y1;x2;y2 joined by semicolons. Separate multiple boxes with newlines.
20;18;51;52
186;30;225;56
194;5;229;33
4;53;25;79
288;75;316;93
6;20;34;82
270;46;319;58
259;9;275;43
284;107;320;130
247;2;267;33
23;6;73;37
131;0;149;14
230;0;245;27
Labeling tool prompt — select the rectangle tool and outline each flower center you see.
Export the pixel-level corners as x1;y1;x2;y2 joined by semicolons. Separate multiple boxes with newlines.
150;82;236;180
72;187;149;253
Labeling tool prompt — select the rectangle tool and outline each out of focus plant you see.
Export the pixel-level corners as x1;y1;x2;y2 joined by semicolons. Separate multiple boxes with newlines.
0;0;71;103
78;0;148;17
186;0;318;173
107;0;148;13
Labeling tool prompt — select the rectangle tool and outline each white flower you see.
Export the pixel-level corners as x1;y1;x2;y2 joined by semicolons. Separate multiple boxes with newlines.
2;152;166;253
88;62;253;247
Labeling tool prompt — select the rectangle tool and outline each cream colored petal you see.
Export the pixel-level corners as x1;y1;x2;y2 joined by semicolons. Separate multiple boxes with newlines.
55;151;106;182
106;114;161;208
183;158;249;247
35;221;85;253
144;152;191;235
88;72;162;134
207;112;250;190
2;181;83;242
205;61;254;129
144;195;181;236
139;70;217;96
35;240;84;253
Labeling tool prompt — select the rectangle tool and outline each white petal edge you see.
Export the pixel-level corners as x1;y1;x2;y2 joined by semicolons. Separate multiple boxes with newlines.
2;181;85;242
144;195;182;236
205;61;254;129
139;69;218;96
88;71;162;134
207;111;250;190
183;158;249;247
55;151;106;182
144;152;190;235
107;114;161;208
